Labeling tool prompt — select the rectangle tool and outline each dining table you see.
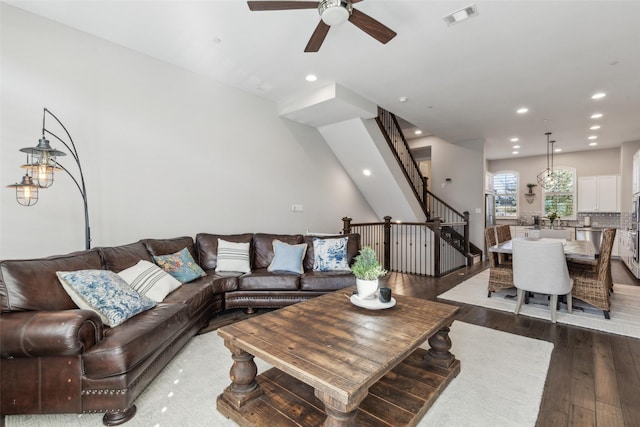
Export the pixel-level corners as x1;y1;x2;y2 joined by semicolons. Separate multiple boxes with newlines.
488;237;596;260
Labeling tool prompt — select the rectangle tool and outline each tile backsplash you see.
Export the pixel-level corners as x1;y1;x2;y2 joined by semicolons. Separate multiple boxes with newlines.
507;211;631;229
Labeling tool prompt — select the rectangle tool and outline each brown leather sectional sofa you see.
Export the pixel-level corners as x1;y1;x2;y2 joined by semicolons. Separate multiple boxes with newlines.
0;232;359;425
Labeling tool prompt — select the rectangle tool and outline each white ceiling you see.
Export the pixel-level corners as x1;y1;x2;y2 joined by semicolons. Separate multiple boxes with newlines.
7;0;640;159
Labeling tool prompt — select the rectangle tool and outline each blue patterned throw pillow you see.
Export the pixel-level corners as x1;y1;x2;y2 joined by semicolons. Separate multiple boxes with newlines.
268;239;307;274
312;237;350;272
57;269;156;327
153;247;206;283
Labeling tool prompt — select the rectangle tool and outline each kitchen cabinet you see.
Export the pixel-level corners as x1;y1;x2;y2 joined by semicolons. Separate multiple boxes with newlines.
485;172;494;193
577;175;620;212
509;226;573;240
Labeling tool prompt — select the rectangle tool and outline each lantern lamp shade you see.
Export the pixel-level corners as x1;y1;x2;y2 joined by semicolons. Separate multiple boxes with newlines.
20;162;61;188
7;174;39;206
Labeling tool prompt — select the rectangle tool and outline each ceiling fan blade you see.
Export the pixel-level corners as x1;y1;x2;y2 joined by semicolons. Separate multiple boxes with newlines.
348;8;397;44
305;20;330;52
247;1;319;11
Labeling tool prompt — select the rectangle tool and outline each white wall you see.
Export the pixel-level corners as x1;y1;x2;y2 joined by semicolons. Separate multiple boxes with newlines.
0;5;377;259
488;148;621;213
411;136;485;250
620;140;640;211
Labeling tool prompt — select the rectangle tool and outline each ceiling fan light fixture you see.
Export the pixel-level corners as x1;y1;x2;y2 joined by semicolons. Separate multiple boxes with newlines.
443;4;479;26
319;0;352;26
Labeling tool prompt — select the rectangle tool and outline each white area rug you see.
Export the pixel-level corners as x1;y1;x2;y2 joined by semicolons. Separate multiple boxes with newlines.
439;269;640;339
6;321;553;427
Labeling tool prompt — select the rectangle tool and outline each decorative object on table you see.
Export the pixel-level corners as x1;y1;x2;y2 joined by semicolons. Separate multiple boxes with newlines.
6;108;91;249
378;286;392;303
351;246;387;299
547;210;558;228
525;183;537;204
537;132;558;190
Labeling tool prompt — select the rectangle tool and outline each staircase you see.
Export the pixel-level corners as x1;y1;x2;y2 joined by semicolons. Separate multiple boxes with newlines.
375;107;483;265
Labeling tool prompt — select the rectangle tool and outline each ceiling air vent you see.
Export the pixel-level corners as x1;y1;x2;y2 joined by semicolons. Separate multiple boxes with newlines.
443;4;479;26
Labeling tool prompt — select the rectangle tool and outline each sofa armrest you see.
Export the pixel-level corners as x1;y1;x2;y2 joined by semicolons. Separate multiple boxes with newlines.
0;310;103;358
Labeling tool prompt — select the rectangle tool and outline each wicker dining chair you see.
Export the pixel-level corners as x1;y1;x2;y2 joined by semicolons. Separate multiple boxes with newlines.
512;239;573;323
485;226;514;297
567;228;616;319
495;224;512;264
567;228;616;293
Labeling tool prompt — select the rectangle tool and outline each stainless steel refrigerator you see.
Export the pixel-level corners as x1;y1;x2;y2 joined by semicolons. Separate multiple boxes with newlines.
484;193;496;255
485;193;496;229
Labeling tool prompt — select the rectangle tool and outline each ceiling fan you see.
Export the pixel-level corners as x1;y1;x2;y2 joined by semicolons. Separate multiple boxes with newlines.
247;0;397;52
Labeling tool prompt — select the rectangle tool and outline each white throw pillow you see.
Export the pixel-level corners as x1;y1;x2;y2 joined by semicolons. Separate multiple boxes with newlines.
118;260;182;302
216;239;251;273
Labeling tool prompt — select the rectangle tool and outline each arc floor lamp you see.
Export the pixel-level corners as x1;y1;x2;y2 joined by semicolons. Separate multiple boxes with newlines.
7;108;91;249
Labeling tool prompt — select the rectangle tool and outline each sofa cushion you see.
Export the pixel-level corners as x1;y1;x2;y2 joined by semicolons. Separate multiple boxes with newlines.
153;247;207;283
82;303;189;379
118;260;182;302
238;269;300;291
216;239;251;273
300;271;356;291
311;237;350;271
142;236;198;261
268;240;307;274
303;233;361;271
195;233;254;270
0;249;103;313
98;241;153;273
253;234;303;269
57;270;156;327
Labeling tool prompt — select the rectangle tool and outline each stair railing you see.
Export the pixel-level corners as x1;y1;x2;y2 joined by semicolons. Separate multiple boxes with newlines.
343;216;467;277
374;106;472;257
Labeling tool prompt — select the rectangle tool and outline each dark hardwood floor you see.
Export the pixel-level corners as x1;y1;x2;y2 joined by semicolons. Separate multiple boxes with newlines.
205;259;640;427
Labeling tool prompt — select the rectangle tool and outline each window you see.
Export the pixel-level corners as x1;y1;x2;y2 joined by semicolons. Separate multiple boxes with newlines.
494;171;518;217
543;167;576;219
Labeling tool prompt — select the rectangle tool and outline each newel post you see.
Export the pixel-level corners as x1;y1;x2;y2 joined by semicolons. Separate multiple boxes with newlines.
433;217;442;277
342;217;352;235
463;211;470;254
383;216;392;271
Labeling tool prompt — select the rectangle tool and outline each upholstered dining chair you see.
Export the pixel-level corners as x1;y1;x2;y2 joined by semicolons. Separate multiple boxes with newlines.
512;239;573;323
495;224;512;264
485;226;514;297
567;228;616;319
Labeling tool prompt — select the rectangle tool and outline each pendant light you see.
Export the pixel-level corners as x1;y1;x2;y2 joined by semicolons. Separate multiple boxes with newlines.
537;132;558;190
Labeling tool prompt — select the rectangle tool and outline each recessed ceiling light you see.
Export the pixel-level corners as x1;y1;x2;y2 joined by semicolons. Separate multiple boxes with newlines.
510;137;519;142
590;125;601;130
591;113;603;119
554;148;562;152
414;130;422;135
512;151;519;155
589;142;598;146
516;107;529;114
399;96;408;102
513;145;520;149
363;169;372;176
305;74;318;82
588;135;598;140
591;92;606;99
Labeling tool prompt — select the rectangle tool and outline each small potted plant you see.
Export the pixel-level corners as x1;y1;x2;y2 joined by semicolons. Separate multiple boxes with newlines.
351;246;387;299
547;210;558;228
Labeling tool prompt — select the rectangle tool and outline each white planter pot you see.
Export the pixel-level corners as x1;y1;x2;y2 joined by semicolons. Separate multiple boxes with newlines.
356;278;379;300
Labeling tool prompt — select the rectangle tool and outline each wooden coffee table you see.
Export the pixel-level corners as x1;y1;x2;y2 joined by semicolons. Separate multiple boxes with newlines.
216;289;460;426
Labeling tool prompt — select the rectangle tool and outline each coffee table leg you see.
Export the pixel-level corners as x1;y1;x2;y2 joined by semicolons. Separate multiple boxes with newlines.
424;324;455;369
315;389;367;427
221;340;263;409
